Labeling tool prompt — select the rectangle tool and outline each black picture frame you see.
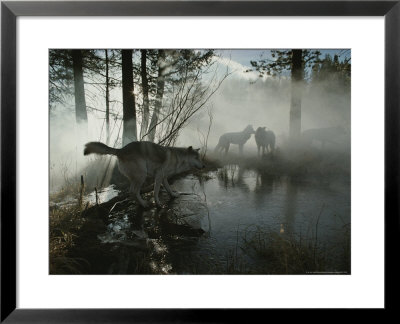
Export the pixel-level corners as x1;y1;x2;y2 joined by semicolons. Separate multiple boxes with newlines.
1;0;398;322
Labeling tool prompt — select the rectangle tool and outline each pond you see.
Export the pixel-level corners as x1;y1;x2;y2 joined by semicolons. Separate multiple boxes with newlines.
95;164;350;274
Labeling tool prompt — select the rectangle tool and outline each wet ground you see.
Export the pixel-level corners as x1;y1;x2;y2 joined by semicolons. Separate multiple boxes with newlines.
57;163;350;275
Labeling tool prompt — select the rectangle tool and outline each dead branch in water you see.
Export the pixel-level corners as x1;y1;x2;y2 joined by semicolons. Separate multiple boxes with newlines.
197;105;214;160
78;175;84;207
313;203;325;267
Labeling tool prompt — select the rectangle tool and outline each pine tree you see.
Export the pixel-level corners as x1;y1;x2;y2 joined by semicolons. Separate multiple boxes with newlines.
249;49;322;140
121;49;137;145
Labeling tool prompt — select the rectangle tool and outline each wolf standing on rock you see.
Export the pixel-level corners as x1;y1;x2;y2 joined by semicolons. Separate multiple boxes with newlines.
84;141;205;208
214;125;255;155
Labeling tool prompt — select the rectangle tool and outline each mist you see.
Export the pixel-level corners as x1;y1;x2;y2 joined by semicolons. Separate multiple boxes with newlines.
179;68;350;153
50;49;350;192
49;49;351;275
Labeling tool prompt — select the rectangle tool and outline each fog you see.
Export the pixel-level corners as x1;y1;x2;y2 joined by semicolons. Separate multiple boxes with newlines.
49;49;351;275
50;49;350;191
179;72;350;152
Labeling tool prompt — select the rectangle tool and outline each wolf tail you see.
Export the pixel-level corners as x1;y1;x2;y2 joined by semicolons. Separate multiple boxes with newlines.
84;142;118;156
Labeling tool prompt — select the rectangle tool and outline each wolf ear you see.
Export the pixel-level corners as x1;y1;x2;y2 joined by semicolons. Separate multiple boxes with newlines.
195;148;200;152
188;146;193;151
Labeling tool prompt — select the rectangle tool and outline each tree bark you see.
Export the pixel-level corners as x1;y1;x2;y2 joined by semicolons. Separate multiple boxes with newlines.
147;49;166;143
289;49;303;140
121;49;137;146
140;49;150;140
71;50;88;124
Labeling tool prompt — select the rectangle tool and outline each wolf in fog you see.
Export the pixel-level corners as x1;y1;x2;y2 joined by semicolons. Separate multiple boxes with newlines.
84;141;205;208
214;125;255;155
255;127;276;157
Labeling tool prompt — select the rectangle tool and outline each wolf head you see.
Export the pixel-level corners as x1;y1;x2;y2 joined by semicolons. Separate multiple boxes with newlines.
244;125;256;134
187;146;205;169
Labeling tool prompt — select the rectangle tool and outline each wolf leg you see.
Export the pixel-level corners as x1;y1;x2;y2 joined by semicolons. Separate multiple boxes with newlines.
163;178;179;198
224;143;230;155
153;172;164;207
130;178;148;208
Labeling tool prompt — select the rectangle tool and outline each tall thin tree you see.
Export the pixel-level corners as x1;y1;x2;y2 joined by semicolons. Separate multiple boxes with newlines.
140;49;150;140
121;49;137;145
249;49;322;141
147;49;166;142
105;49;110;144
289;49;303;139
71;49;88;125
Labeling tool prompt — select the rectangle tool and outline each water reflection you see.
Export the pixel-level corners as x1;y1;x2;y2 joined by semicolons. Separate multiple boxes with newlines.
255;172;274;194
217;164;250;192
95;165;349;274
282;177;298;235
253;172;277;207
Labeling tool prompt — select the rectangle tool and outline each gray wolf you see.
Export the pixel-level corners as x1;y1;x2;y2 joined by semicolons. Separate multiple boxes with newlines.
214;125;255;155
84;141;205;208
302;126;347;149
255;127;276;156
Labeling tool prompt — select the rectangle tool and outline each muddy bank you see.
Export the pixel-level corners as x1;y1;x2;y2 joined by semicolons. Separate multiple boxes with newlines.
50;186;210;274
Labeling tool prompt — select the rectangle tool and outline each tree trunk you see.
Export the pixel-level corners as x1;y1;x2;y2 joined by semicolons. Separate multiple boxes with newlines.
289;49;303;140
121;49;137;146
71;50;87;125
105;49;110;144
147;50;166;143
140;49;150;140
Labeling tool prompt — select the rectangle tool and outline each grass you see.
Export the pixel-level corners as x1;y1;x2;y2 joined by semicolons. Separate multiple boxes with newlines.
49;176;155;274
241;223;350;274
49;204;88;274
49;172;110;274
50;169;93;274
50;180;82;205
243;228;324;274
